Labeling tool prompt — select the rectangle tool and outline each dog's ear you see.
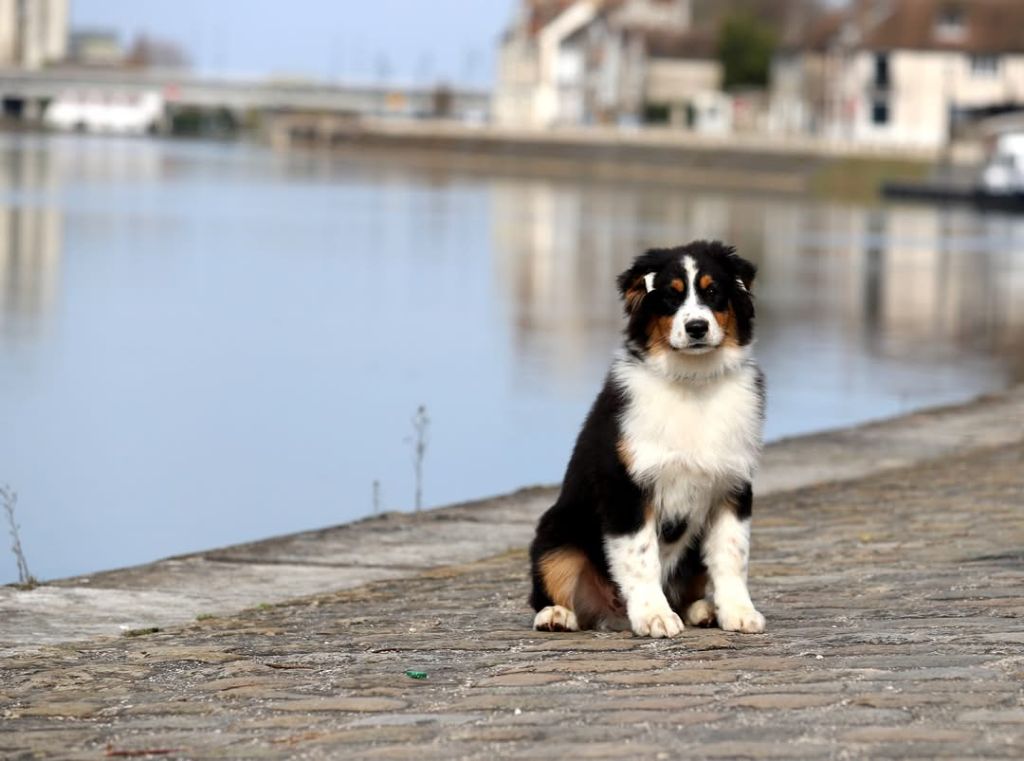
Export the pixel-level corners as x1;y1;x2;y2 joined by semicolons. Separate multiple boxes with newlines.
617;259;657;315
729;253;757;292
706;241;756;292
720;247;756;343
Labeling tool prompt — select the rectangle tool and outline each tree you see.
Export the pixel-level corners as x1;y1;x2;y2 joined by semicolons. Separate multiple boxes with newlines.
717;14;777;90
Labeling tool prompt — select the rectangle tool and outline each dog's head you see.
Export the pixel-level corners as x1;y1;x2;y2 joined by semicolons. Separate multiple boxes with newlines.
617;241;757;369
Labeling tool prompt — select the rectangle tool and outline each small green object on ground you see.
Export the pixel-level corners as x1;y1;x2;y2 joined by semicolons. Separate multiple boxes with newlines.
122;627;161;638
404;670;427;680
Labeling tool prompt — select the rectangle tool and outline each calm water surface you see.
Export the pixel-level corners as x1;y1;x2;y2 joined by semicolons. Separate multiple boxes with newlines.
2;134;1022;583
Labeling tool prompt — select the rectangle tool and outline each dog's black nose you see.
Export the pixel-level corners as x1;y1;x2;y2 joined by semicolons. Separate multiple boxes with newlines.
685;319;709;339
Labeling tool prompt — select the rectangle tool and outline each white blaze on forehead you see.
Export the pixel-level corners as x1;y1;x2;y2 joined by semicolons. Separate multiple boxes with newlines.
680;254;711;316
682;255;699;307
669;254;725;350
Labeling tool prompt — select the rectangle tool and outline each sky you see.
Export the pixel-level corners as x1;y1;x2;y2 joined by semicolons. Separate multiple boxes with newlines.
71;0;516;87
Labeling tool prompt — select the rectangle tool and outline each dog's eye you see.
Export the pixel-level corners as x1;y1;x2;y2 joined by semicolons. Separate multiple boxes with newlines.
705;284;718;299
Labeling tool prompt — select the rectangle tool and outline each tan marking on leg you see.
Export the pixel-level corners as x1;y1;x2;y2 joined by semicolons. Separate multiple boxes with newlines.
541;550;626;631
538;548;586;609
573;559;627;631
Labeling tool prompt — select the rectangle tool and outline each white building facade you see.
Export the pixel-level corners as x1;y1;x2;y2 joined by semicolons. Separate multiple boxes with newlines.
494;0;723;130
0;0;68;70
771;0;1024;149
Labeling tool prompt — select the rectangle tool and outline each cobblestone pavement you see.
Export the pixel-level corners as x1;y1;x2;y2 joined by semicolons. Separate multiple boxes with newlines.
3;443;1023;760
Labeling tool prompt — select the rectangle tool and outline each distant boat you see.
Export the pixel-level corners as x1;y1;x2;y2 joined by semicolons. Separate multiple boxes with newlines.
44;91;164;136
882;131;1024;212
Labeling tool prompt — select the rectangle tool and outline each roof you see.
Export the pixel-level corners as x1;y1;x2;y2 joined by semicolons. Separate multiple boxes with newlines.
786;0;1024;55
780;9;845;52
525;1;578;36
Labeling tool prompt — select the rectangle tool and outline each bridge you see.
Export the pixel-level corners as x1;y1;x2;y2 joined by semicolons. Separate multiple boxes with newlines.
0;66;491;122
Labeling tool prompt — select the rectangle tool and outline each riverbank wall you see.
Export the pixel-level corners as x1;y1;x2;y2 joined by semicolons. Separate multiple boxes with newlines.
264;117;945;198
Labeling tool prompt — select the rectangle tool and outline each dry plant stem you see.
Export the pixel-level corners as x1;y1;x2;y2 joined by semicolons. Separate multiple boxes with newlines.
410;405;430;511
2;484;36;588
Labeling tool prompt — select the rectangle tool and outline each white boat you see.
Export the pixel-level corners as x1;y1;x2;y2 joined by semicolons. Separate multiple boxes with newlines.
883;130;1024;211
44;91;165;135
981;131;1024;196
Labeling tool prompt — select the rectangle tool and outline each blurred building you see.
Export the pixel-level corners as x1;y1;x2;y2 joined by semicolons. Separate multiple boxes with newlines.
771;0;1024;148
0;0;68;69
493;0;725;130
67;29;125;67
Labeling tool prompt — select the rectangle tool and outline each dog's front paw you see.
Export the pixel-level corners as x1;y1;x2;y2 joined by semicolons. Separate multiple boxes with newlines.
717;604;765;633
630;607;684;638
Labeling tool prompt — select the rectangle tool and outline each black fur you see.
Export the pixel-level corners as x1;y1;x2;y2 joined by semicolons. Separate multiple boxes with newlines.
733;482;754;521
659;517;689;545
528;376;641;613
529;240;762;630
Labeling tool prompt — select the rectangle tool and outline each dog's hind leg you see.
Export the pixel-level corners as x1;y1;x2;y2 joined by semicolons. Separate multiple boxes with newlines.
572;553;628;631
532;546;625;632
534;605;579;632
531;547;585;632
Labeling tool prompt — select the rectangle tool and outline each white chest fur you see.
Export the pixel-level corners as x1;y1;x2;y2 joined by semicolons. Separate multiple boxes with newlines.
614;358;763;523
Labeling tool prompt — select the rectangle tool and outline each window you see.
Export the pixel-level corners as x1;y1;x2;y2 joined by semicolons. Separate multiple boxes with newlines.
643;103;670;125
970;54;1000;76
874;53;890;88
935;5;965;40
871;99;890;125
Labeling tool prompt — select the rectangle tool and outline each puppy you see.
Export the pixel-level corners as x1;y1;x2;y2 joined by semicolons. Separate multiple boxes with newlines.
529;241;765;637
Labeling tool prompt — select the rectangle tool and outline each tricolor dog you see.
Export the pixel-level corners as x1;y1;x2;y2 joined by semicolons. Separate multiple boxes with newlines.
529;241;765;637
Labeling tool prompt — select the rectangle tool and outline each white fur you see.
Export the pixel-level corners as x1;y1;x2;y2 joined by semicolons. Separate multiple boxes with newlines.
612;336;764;633
534;605;579;632
670;255;724;353
703;512;764;632
613;355;762;488
605;520;684;638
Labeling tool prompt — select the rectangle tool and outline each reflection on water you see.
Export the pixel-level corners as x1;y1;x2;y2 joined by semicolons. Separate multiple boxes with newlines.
1;133;1022;583
0;146;62;338
494;180;1024;434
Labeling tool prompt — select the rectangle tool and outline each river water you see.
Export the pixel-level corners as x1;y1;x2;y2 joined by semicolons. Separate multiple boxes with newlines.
2;133;1022;583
